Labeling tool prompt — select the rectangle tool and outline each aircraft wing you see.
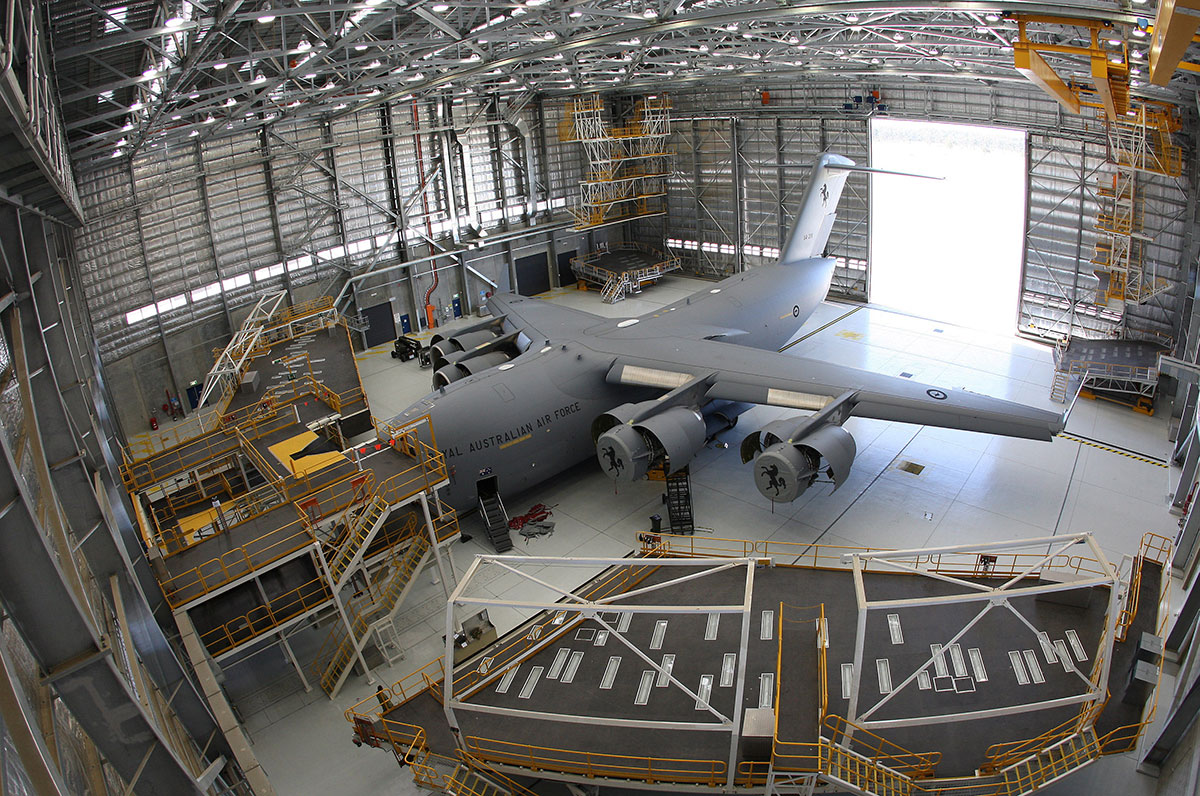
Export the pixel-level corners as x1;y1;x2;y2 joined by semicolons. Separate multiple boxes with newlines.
486;292;602;342
603;336;1064;441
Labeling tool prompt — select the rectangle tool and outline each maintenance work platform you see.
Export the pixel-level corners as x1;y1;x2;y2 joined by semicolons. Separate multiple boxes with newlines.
347;531;1170;796
120;293;461;700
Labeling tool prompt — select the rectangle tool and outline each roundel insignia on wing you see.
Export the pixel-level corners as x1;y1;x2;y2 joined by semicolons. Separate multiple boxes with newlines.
792;305;800;317
926;388;948;401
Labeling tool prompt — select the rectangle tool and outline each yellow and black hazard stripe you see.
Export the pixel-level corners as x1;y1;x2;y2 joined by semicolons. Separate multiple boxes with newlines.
1058;433;1169;468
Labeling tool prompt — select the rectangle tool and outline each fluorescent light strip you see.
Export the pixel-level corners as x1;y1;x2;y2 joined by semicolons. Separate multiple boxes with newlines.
650;620;667;650
547;649;570;680
759;673;774;708
561;651;584;684
600;657;622;690
841;663;853;700
887;613;903;645
761;610;774;640
1038;632;1057;664
695;675;713;709
917;670;931;690
1009;651;1029;685
594;630;609;647
720;653;737;687
518;666;544;699
635;670;655;705
1066;629;1088;661
1022;650;1045;684
876;659;893;694
930;644;948;678
617;613;632;633
705;613;720;640
496;666;520;694
968;648;988;682
656;655;675;687
949;644;966;677
1054;640;1073;671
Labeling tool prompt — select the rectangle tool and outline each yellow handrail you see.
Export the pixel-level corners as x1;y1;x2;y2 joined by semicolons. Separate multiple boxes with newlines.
198;576;331;657
463;736;726;786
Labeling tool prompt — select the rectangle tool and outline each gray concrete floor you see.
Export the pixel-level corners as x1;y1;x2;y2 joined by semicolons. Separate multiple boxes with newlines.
238;275;1182;796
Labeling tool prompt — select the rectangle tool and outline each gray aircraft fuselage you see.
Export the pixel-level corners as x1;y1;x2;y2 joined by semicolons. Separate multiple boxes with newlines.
394;256;835;511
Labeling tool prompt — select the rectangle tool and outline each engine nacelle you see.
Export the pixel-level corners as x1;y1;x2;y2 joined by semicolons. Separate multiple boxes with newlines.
431;330;501;368
432;351;512;389
751;424;856;503
593;404;707;482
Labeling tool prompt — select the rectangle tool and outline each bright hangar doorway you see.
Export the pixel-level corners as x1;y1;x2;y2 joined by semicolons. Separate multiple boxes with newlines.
869;118;1027;333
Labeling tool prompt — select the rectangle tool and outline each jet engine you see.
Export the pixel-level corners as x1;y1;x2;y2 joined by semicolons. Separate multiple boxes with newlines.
430;329;503;369
592;402;707;482
432;352;512;389
745;423;856;503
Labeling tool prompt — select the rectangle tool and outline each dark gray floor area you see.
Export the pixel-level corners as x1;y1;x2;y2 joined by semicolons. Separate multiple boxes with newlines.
226;327;363;413
402;558;1142;780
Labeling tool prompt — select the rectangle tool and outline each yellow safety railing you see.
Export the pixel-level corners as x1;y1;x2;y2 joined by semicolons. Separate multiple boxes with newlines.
345;658;448;725
451;561;662;696
1116;532;1173;642
160;520;316;608
198;576;332;657
462;736;725;786
121;427;241;490
642;532;1112;580
822;715;940;778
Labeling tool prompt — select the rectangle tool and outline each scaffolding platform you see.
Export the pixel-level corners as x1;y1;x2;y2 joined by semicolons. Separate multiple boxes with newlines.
1050;337;1166;410
571;242;681;304
348;532;1172;796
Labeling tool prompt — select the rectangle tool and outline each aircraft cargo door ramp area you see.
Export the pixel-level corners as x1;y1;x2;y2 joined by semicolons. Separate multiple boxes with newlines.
347;531;1171;795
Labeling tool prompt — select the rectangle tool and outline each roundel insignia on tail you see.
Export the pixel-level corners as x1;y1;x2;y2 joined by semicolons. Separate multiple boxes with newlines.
927;389;948;400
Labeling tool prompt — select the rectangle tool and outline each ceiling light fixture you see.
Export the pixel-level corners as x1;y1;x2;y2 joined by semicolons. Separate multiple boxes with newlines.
845;13;858;22
985;13;1000;22
1131;28;1146;38
256;6;276;24
643;8;657;18
893;33;904;41
130;101;144;111
214;61;228;70
204;114;216;123
165;15;184;28
253;72;266;83
1109;55;1122;64
569;10;582;17
432;3;450;10
296;39;312;52
189;129;199;136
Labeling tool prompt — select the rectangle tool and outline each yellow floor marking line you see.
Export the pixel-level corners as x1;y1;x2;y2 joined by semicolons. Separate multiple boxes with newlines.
1058;433;1169;468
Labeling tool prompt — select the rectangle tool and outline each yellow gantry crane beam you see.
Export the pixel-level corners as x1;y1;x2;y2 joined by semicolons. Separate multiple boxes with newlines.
1148;2;1200;85
1014;42;1082;113
1011;17;1127;118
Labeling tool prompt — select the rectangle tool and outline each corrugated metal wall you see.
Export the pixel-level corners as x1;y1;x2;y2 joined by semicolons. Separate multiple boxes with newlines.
73;83;1192;376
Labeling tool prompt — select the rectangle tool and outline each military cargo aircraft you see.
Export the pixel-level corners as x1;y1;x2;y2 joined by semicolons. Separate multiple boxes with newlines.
393;153;1063;520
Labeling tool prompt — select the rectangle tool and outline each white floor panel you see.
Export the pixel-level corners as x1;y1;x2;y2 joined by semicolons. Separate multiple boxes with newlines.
248;289;1180;796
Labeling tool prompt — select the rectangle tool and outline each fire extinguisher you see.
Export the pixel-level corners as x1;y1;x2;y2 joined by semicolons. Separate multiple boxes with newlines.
149;415;158;431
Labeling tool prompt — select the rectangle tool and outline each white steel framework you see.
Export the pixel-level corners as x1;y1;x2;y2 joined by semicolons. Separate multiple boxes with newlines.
843;533;1121;733
444;554;756;790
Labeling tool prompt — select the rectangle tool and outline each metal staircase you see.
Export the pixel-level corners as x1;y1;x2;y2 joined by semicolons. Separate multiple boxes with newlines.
478;489;513;552
327;493;391;589
822;744;915;796
600;271;630;304
314;532;432;696
665;465;695;534
997;728;1100;794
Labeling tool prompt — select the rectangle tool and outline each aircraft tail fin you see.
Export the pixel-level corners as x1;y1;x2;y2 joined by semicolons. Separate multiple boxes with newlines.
779;153;856;264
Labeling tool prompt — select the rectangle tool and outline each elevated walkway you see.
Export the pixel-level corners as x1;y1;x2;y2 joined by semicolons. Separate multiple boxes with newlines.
347;532;1171;796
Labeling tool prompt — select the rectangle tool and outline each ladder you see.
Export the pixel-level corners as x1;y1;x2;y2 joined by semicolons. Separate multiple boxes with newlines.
600;271;630;303
478;489;513;552
664;465;694;534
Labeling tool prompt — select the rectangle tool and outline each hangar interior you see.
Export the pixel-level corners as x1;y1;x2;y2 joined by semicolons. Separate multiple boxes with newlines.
3;1;1200;795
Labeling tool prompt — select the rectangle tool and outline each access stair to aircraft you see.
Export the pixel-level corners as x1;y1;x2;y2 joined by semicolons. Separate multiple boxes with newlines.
313;533;432;697
665;465;695;534
994;728;1100;795
478;489;514;552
